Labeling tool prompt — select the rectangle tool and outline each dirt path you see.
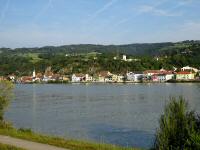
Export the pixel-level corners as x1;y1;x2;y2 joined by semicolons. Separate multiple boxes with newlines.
0;135;69;150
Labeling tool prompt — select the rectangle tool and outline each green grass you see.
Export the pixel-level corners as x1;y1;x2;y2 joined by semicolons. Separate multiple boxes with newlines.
0;124;140;150
0;143;26;150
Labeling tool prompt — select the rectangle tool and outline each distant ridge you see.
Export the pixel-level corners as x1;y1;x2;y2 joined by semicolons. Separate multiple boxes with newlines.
1;40;200;56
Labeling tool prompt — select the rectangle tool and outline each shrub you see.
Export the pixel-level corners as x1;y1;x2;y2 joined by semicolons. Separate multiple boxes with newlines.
0;81;14;122
154;96;198;150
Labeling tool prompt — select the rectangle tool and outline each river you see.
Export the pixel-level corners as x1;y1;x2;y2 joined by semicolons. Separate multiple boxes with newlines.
4;83;200;148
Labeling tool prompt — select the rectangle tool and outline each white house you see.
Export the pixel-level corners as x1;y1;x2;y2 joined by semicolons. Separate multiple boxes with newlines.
71;74;85;82
117;75;124;82
181;66;199;73
126;72;144;82
8;75;15;82
85;74;93;82
165;74;174;81
43;76;51;82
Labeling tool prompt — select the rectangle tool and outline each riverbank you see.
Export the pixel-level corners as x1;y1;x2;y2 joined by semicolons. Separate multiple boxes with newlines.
0;123;140;150
167;79;200;83
0;142;25;150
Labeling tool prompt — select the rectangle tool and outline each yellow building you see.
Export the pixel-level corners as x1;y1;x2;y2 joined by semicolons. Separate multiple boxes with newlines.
176;72;195;80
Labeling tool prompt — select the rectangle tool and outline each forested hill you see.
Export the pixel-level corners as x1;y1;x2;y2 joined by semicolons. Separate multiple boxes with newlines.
0;40;200;76
1;40;200;56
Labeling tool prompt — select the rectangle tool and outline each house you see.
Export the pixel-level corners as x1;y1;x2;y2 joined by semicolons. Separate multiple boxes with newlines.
61;75;70;82
117;75;124;82
165;73;174;81
98;71;112;82
111;74;118;82
176;71;195;80
36;73;43;81
144;69;174;82
0;76;5;81
43;67;54;82
144;70;161;76
43;71;54;82
7;74;16;82
85;74;93;82
71;73;85;82
126;72;144;82
20;76;33;83
152;74;174;82
43;76;50;82
181;66;199;73
32;70;43;82
51;74;61;81
151;74;160;82
144;69;173;77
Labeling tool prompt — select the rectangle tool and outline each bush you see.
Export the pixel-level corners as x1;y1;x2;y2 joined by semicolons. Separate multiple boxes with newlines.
154;97;200;150
0;81;14;122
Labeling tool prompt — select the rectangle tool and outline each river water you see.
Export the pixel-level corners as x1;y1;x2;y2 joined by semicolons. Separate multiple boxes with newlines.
4;83;200;148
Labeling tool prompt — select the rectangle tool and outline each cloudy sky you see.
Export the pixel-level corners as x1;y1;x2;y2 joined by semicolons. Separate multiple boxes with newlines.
0;0;200;48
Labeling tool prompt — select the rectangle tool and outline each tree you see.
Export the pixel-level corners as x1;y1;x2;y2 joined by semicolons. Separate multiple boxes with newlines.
154;97;197;150
0;80;14;122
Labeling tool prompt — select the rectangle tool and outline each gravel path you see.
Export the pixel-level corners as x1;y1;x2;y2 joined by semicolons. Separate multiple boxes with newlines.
0;135;69;150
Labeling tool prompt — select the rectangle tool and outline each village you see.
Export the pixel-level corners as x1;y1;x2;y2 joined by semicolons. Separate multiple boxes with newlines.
0;65;200;84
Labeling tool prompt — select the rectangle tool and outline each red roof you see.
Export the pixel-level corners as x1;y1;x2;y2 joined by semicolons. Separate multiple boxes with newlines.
144;70;173;75
176;71;192;75
21;76;33;82
99;71;110;77
74;73;85;77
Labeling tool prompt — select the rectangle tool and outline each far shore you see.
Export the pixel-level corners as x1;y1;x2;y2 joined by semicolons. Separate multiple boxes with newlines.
14;80;200;85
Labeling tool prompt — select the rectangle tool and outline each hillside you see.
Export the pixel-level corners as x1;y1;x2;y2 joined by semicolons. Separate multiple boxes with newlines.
0;40;200;76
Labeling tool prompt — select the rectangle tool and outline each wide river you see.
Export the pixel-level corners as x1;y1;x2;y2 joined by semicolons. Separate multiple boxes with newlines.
4;83;200;148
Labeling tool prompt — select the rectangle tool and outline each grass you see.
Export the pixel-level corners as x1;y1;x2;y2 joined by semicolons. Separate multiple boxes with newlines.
0;123;140;150
0;143;26;150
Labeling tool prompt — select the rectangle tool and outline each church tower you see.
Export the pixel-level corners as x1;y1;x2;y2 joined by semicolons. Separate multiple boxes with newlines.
33;69;36;78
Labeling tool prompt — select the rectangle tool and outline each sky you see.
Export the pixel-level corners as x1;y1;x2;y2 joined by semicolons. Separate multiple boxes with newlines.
0;0;200;48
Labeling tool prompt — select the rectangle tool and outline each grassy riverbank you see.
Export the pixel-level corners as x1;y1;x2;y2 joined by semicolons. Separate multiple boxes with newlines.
0;123;140;150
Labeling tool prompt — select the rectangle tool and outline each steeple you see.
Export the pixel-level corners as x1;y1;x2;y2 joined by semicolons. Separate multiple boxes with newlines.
33;69;36;78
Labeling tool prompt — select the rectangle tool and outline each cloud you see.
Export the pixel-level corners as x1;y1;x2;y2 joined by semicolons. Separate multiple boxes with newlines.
138;5;182;17
33;0;53;22
87;0;118;21
170;0;194;10
0;0;10;24
178;0;194;6
116;0;186;26
115;0;170;26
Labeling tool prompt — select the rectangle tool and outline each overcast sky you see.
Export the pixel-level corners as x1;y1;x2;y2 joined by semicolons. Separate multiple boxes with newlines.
0;0;200;48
